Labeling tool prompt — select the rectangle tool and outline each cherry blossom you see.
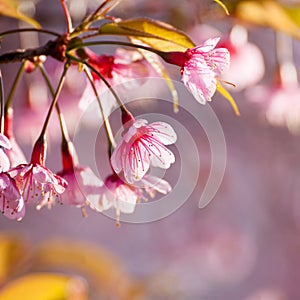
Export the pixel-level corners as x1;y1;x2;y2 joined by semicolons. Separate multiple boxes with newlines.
111;119;177;184
0;173;25;221
58;167;103;207
8;164;67;210
88;173;171;224
57;141;103;207
163;38;230;104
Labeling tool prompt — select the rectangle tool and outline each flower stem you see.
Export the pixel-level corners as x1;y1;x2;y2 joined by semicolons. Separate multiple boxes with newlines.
37;64;69;142
0;28;61;38
68;40;164;57
84;66;116;154
38;63;79;169
60;0;73;34
38;61;70;140
4;61;26;112
66;53;130;116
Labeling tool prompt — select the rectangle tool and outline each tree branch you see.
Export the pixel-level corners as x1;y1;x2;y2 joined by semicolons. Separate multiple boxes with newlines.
0;35;68;64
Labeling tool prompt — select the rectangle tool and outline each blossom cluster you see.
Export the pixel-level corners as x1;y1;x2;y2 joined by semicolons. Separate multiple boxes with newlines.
0;0;231;224
0;115;177;223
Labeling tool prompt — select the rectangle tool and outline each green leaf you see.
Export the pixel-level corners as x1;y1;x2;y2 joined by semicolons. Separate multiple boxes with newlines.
0;273;87;300
0;0;40;28
100;17;195;51
216;81;240;116
228;0;300;40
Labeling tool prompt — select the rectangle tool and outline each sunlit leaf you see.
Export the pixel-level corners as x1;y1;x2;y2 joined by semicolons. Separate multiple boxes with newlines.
0;273;87;300
0;233;28;284
216;81;240;116
100;17;195;51
33;239;139;299
214;0;230;15
130;37;179;112
283;4;300;28
228;0;300;40
0;0;40;28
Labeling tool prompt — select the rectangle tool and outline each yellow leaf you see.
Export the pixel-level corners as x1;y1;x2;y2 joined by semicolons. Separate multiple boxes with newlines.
216;82;240;116
214;0;230;15
0;233;28;284
232;0;300;40
0;0;40;28
0;273;88;300
100;17;195;51
33;239;137;299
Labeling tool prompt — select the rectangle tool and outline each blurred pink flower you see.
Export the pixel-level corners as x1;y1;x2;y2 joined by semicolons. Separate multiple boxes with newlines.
0;133;12;172
57;141;103;207
9;164;67;210
79;48;149;111
218;27;265;91
0;173;25;221
249;84;300;134
163;38;230;103
89;173;171;223
111;119;177;184
58;166;103;207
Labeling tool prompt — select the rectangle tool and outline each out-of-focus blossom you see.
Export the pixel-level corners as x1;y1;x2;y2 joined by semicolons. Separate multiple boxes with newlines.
218;25;265;91
9;163;67;210
162;37;230;103
57;141;103;207
58;167;103;207
89;173;171;223
245;287;288;300
4;107;27;167
0;172;25;221
79;48;149;111
111;118;177;184
248;82;300;134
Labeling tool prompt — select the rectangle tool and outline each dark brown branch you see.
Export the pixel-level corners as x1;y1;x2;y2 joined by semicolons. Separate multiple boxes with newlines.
0;35;68;64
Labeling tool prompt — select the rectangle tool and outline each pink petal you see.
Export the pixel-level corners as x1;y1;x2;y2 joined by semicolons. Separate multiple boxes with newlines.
183;67;217;103
140;175;171;194
148;122;177;145
0;134;11;150
192;37;220;53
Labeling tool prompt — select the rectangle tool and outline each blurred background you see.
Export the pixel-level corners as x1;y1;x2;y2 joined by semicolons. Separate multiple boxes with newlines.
1;0;300;299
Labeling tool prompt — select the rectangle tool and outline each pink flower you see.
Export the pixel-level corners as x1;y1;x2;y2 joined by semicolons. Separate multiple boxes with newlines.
88;173;171;224
57;167;103;207
0;173;25;221
111;119;177;184
163;38;230;104
57;140;103;207
249;84;300;134
217;29;265;91
79;48;149;111
0;133;12;172
8;164;67;210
